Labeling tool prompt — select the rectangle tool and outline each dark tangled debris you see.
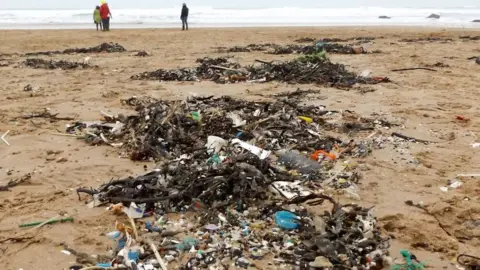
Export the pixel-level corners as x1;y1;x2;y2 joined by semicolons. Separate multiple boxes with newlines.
68;94;387;162
295;37;376;44
216;43;276;53
23;58;96;70
74;93;392;269
459;35;480;41
269;43;367;55
131;56;389;87
0;174;31;192
217;42;372;55
133;50;151;57
24;42;127;56
399;37;453;43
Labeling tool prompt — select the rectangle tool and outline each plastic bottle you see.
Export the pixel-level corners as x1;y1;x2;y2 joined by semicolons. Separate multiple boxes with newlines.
276;150;322;174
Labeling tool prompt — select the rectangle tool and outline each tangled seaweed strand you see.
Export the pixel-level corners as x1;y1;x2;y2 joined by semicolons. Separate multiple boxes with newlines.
25;42;127;56
23;58;95;70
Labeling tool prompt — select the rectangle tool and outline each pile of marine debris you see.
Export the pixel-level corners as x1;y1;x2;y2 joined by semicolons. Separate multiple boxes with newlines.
217;42;370;55
23;58;96;70
24;42;127;56
131;56;389;87
73;92;392;269
68;92;386;162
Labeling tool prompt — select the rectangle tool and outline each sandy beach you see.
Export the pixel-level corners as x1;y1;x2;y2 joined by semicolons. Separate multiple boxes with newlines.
0;27;479;269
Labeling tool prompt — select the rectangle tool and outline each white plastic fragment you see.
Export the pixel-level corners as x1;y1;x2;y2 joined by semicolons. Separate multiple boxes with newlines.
269;181;312;200
231;138;271;160
205;136;227;154
227;112;246;127
449;180;463;189
1;130;10;146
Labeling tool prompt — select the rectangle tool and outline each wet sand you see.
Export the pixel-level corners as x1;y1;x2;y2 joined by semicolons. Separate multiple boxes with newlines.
0;27;479;269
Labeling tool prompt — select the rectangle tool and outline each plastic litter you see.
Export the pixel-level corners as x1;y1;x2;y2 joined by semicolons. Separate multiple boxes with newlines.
391;249;425;270
231;138;271;160
275;211;300;230
205;136;227;154
19;217;73;228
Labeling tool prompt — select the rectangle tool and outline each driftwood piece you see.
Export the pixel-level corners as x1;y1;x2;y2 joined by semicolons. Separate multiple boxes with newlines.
391;67;437;72
391;132;434;144
19;109;74;121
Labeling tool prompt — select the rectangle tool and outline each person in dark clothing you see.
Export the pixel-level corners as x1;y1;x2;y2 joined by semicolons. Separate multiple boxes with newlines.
180;3;189;31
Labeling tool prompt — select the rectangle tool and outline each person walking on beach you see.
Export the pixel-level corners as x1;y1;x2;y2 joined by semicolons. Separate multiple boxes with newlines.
93;6;102;31
180;3;189;31
99;0;112;31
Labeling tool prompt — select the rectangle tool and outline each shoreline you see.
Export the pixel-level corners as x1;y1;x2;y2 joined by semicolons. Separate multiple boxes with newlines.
1;22;480;30
1;25;480;32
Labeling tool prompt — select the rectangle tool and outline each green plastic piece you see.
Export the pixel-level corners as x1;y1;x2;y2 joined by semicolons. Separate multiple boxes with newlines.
391;249;425;270
191;111;201;121
19;217;74;228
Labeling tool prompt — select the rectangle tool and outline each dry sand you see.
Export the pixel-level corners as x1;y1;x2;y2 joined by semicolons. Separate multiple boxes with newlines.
0;27;479;269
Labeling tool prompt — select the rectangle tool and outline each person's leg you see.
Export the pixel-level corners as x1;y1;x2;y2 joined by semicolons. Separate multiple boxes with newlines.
182;18;185;30
96;23;99;31
185;18;188;30
101;18;107;31
106;17;110;31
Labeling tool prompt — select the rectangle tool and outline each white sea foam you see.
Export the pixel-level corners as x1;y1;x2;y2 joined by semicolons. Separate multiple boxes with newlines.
1;7;480;29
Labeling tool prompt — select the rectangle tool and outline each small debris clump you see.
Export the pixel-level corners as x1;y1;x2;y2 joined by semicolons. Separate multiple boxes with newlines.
25;42;127;56
23;58;96;70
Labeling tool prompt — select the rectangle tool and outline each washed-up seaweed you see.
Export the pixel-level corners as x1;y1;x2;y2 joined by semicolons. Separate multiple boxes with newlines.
216;43;276;53
459;35;480;41
268;43;366;55
131;57;241;83
131;56;389;87
216;43;367;55
426;62;450;68
246;56;388;86
295;37;317;43
133;50;150;57
399;37;453;43
0;173;31;192
23;58;96;70
295;37;376;44
24;42;127;56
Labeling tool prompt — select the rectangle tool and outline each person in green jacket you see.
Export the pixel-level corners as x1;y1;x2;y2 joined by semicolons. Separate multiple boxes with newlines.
93;6;102;31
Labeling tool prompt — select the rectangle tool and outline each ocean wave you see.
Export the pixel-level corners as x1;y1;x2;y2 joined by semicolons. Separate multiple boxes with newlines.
1;7;480;27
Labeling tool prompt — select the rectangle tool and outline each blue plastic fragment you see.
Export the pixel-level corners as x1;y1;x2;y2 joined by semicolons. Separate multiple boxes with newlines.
275;211;300;230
